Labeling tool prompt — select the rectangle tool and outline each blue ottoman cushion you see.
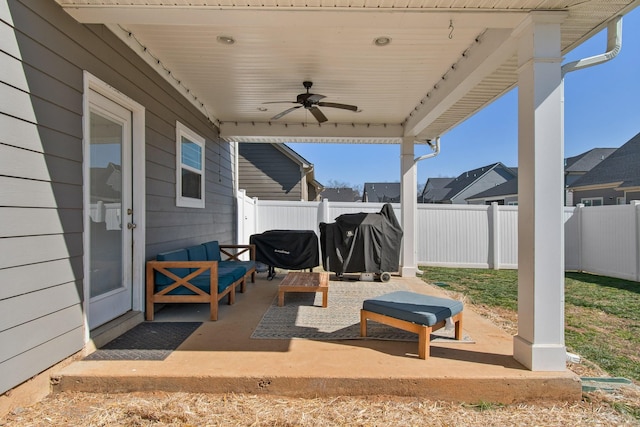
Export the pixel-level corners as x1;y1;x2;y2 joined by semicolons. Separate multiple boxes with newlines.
363;291;463;327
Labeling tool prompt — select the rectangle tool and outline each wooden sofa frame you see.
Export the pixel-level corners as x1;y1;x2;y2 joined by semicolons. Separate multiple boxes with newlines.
145;243;256;321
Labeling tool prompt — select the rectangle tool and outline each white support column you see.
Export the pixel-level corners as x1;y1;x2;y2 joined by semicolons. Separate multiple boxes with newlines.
400;137;417;277
513;12;567;371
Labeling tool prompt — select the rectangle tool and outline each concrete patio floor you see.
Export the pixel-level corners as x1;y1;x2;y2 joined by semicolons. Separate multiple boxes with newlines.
54;273;581;403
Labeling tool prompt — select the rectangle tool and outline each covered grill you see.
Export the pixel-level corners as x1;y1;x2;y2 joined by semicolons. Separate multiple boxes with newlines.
249;230;319;279
320;204;403;281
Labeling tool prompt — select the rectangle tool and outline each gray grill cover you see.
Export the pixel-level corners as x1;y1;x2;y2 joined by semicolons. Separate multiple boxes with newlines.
320;204;403;274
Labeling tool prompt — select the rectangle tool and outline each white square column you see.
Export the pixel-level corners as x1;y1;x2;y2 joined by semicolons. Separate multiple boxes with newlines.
400;137;418;277
513;12;568;371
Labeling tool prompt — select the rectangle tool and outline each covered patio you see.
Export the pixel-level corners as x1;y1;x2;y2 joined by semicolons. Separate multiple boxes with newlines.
54;0;637;374
55;273;580;403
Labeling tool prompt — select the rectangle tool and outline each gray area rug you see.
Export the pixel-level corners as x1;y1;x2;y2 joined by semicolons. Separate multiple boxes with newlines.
251;281;472;343
85;322;202;361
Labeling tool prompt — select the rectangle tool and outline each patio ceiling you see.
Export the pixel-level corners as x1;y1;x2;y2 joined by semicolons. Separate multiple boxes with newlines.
55;0;638;144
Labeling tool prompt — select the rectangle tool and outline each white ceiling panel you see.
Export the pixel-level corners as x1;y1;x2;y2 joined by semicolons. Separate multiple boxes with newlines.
55;0;639;142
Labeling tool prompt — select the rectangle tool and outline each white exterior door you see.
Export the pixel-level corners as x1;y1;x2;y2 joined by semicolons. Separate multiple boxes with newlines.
86;90;134;329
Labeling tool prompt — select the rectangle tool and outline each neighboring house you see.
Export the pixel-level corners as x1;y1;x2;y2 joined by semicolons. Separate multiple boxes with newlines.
419;177;454;203
466;178;519;205
564;148;616;205
422;163;517;204
569;132;640;206
362;182;401;203
320;187;361;202
238;143;322;201
465;148;614;205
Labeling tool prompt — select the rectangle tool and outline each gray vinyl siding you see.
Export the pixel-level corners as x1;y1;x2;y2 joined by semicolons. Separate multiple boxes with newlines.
0;0;234;394
626;191;640;203
572;188;623;206
238;143;304;201
452;168;514;204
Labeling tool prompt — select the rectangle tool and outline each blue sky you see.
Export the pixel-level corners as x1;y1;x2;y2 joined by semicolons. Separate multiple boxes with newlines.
289;8;640;190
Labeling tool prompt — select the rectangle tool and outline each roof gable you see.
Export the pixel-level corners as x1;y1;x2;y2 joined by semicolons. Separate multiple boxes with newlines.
569;132;640;189
565;148;616;172
363;182;401;203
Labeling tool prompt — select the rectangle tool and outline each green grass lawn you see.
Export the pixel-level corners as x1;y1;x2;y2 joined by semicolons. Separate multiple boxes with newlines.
418;267;640;383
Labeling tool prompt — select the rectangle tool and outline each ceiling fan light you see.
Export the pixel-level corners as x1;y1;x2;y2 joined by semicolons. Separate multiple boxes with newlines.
374;36;391;46
217;35;235;45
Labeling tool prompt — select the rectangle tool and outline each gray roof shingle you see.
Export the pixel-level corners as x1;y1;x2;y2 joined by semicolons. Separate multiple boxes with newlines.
569;132;640;189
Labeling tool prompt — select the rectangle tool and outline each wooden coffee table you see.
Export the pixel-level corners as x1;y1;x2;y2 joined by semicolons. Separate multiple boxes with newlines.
278;271;329;307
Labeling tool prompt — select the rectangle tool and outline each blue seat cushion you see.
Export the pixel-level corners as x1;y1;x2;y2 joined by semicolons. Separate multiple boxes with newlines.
202;241;222;262
362;291;463;327
155;249;190;286
156;273;236;295
218;265;245;282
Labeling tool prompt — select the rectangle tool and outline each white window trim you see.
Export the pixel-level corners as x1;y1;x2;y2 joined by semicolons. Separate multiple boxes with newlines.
581;197;603;207
176;121;205;208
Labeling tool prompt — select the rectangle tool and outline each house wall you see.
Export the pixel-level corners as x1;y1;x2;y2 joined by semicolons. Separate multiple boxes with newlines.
451;167;514;204
0;0;234;395
572;187;623;205
238;143;304;200
625;191;640;203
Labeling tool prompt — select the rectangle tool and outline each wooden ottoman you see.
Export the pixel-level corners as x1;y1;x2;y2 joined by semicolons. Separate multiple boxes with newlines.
360;291;464;359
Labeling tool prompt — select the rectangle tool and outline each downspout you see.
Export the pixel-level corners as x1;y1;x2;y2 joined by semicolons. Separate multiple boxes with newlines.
561;16;622;76
414;137;441;164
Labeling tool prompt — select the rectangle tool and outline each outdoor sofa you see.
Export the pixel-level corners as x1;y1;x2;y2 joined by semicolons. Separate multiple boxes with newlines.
146;241;256;321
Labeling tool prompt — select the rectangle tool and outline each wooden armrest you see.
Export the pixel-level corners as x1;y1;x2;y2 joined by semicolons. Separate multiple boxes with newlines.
219;244;256;261
147;260;218;296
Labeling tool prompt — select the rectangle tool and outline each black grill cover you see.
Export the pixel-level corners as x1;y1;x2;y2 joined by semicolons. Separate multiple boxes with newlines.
320;204;403;274
249;230;319;270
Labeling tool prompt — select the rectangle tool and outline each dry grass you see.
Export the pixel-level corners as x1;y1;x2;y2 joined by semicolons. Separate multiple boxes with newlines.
2;390;640;426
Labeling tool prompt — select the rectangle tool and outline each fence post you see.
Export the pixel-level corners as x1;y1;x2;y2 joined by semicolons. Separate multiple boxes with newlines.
575;203;584;273
236;189;246;245
632;200;640;282
488;202;500;269
318;198;330;226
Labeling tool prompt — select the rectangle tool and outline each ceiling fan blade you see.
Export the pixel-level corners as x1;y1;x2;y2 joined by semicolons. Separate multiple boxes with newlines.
271;105;302;120
262;101;297;104
307;94;326;103
309;106;328;123
317;102;358;111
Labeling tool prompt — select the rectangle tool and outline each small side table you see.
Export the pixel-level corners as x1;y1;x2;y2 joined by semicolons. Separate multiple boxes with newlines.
278;271;329;307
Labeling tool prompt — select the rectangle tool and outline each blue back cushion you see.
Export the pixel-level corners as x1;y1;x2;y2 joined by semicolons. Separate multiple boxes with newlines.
155;249;189;286
186;245;208;261
203;241;222;261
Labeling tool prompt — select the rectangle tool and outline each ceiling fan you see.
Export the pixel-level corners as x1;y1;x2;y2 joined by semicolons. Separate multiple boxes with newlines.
263;81;358;123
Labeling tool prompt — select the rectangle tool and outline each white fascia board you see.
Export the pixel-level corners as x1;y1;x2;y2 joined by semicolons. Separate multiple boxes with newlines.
220;122;404;144
59;7;526;29
403;28;518;137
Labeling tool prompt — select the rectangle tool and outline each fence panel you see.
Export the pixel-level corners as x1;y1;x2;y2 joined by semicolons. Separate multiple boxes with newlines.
255;200;322;237
498;206;519;268
580;204;637;281
564;207;580;271
417;204;491;268
236;195;639;281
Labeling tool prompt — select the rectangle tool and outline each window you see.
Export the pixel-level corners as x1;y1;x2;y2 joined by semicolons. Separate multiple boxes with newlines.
176;122;205;208
581;197;603;207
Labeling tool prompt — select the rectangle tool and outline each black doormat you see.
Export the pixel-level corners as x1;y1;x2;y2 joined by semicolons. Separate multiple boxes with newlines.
85;322;202;361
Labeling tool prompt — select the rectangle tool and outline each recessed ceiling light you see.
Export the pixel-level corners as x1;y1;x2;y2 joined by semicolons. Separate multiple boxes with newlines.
217;35;235;45
258;107;268;112
374;36;391;46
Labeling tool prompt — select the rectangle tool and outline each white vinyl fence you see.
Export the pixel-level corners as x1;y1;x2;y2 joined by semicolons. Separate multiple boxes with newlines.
237;191;640;282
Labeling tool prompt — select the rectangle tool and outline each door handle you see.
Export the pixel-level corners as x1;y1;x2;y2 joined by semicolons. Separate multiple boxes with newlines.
127;222;137;229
